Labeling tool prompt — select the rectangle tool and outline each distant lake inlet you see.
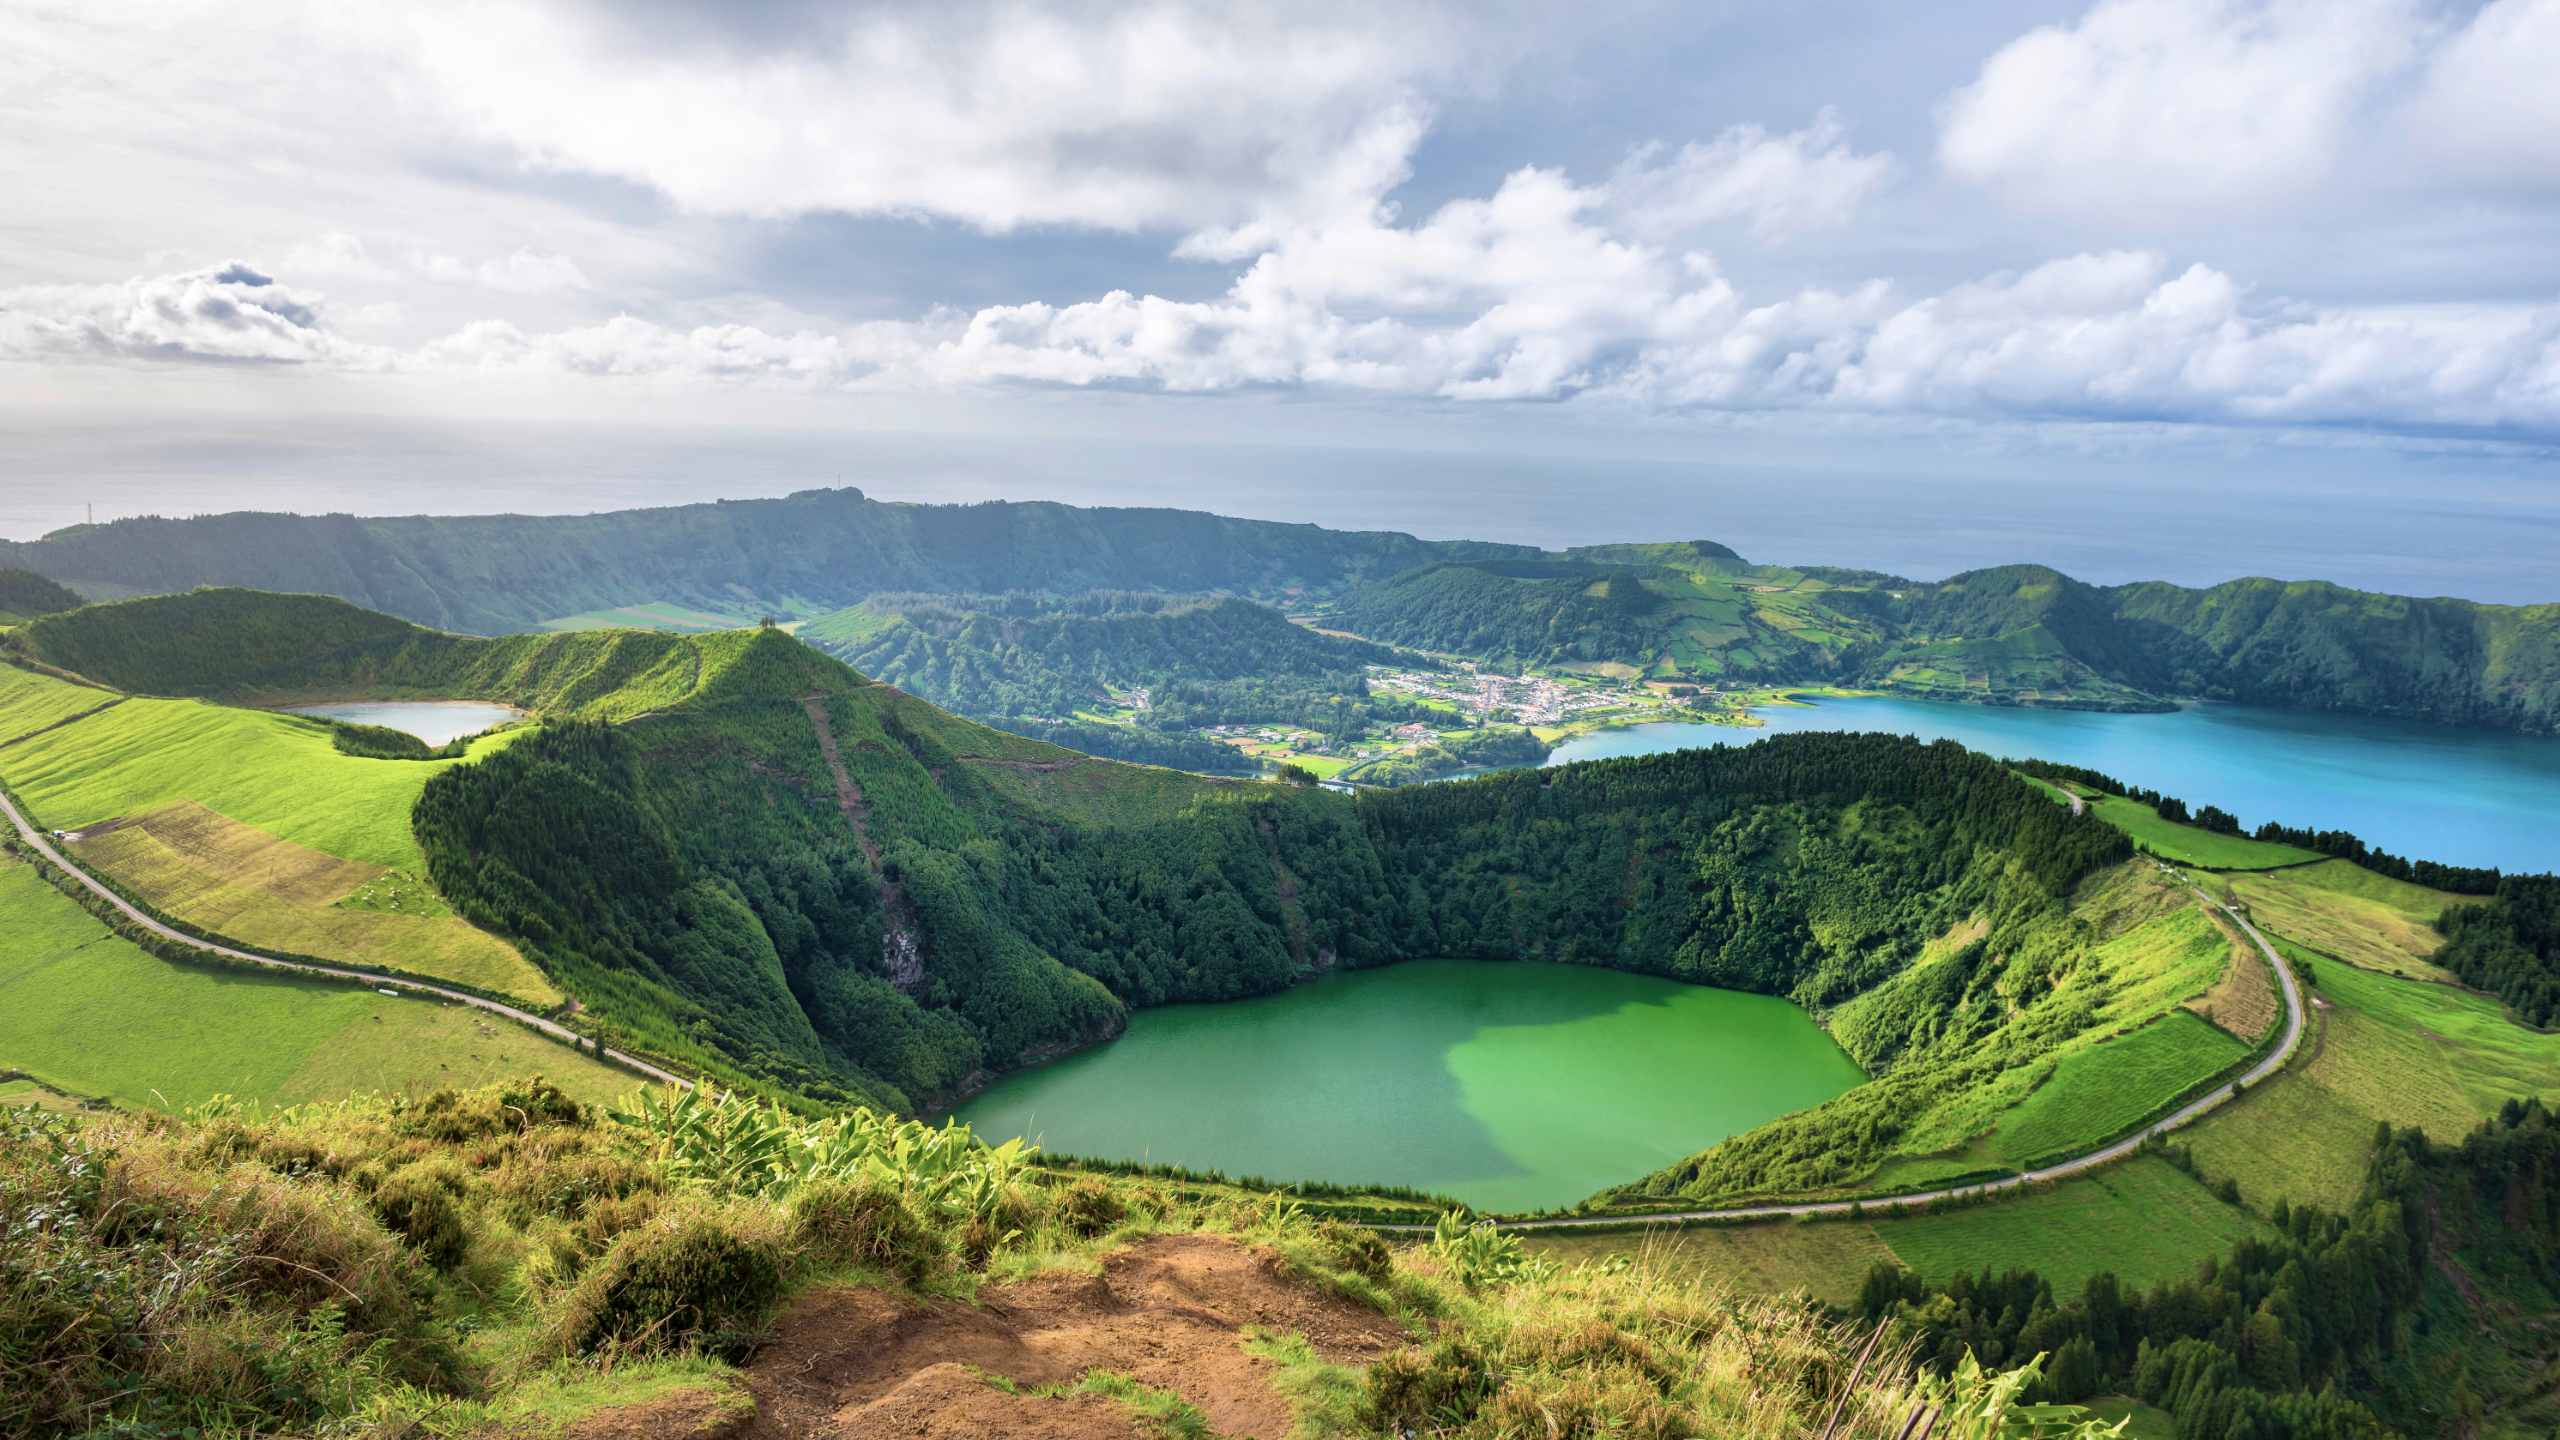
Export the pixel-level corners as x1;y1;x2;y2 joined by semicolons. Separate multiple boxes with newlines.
1548;696;2560;874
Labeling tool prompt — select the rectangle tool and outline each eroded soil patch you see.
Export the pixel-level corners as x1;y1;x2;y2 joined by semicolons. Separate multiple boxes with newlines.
741;1233;1403;1440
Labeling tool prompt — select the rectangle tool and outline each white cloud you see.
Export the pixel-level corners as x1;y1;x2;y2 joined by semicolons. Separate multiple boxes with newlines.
0;262;384;366
1939;0;2425;214
400;1;1494;242
1609;110;1893;242
2405;0;2560;183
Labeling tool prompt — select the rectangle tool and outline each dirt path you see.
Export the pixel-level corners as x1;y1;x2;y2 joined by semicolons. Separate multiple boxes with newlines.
739;1233;1403;1440
799;693;881;869
0;783;691;1090
1396;861;2304;1234
798;694;922;989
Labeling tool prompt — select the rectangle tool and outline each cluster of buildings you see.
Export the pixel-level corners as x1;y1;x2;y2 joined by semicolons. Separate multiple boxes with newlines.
1367;665;1650;727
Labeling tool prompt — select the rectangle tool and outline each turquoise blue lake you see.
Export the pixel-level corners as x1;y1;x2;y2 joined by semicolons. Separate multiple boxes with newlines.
1548;697;2560;874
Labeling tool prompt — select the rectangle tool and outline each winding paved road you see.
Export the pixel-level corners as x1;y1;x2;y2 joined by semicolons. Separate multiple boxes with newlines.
0;785;692;1090
1411;865;2303;1233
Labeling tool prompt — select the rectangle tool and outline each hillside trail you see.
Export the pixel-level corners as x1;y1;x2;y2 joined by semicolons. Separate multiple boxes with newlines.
0;783;691;1089
797;692;927;990
687;1233;1403;1440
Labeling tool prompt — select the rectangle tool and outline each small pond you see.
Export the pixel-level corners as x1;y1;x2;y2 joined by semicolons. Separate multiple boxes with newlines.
284;701;524;747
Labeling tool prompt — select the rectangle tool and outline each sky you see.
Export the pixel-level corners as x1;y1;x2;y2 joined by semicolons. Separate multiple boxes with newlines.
3;0;2558;596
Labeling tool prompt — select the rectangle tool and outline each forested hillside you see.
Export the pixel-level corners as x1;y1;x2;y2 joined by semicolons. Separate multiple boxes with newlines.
0;567;81;623
1332;549;2560;732
802;591;1403;727
5;585;2204;1201
0;488;1519;633
1870;1102;2560;1436
11;492;2557;731
400;606;2138;1194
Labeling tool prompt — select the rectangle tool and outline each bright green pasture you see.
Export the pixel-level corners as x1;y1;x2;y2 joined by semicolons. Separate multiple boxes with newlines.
2087;795;2322;869
0;861;629;1110
1990;1012;2247;1166
0;693;517;870
0;663;115;741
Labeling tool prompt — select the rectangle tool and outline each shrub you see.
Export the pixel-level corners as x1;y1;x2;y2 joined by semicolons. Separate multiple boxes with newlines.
1360;1337;1500;1433
395;1078;585;1144
547;1204;789;1359
1312;1219;1392;1282
793;1179;942;1282
370;1156;473;1269
1051;1177;1128;1238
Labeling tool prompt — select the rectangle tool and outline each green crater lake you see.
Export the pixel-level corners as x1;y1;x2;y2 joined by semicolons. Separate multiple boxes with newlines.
956;959;1865;1213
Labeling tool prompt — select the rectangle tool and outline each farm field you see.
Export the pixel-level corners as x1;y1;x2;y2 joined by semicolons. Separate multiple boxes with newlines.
2086;794;2321;869
0;667;115;741
0;860;629;1110
2183;939;2560;1212
1877;1155;2271;1298
2224;858;2460;980
0;664;555;998
72;801;556;1002
1989;1012;2247;1167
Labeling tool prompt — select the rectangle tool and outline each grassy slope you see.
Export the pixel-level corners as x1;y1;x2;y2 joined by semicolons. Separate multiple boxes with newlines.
2086;794;2321;868
1819;874;2250;1187
1543;1155;2267;1307
2224;858;2460;980
74;804;550;1002
2185;941;2560;1211
1988;1012;2246;1167
1;679;519;871
1879;1156;2271;1297
0;860;628;1109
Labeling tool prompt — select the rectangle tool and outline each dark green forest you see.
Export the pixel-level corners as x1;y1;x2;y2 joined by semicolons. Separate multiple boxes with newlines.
2436;875;2560;1025
0;567;81;622
1867;1103;2560;1438
799;590;1412;743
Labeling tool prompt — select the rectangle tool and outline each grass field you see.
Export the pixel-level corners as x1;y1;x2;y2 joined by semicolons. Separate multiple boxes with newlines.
2086;795;2322;869
2090;901;2242;1029
0;663;115;741
1878;1156;2270;1298
0;1076;90;1112
1543;1154;2264;1305
0;860;630;1110
2183;939;2560;1211
0;684;518;870
1526;1220;1893;1307
0;666;557;996
2224;859;2460;980
1989;1012;2247;1166
2085;1397;2177;1438
74;802;556;1002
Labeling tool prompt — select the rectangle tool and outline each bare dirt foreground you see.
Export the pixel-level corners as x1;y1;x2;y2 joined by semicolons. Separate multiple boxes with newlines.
574;1235;1406;1440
